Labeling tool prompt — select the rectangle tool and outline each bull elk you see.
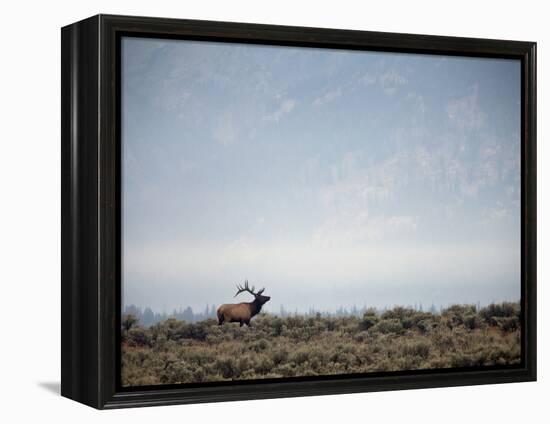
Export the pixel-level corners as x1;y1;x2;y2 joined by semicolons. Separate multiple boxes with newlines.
217;280;270;327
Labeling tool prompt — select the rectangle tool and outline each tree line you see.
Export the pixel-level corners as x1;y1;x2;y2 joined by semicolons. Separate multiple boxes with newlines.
123;301;487;327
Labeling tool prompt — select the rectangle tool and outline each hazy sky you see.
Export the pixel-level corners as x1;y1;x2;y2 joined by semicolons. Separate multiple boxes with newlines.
121;36;521;313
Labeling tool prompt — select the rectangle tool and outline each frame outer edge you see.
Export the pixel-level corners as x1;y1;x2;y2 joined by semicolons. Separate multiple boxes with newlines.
61;14;538;409
60;21;75;402
61;14;102;409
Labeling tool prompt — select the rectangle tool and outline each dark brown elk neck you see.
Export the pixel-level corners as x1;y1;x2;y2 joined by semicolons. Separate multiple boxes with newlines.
248;299;263;317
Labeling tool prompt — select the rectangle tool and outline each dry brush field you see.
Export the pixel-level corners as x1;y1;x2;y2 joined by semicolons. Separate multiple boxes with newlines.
121;302;521;386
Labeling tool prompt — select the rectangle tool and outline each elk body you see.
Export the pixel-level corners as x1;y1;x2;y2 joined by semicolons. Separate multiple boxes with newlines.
217;281;270;327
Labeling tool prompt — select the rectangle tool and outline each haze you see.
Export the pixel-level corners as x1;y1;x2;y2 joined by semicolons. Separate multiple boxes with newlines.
121;36;521;314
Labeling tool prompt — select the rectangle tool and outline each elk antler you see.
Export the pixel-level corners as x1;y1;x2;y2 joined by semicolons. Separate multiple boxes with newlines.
257;288;265;295
235;280;258;297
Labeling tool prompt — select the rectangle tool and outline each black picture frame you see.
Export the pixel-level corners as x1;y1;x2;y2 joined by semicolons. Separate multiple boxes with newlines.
61;14;537;409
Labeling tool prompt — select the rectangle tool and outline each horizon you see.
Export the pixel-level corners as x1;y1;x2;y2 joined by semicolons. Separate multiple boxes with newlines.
124;299;520;316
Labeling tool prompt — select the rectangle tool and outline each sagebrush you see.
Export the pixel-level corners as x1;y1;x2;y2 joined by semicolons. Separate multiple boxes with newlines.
121;302;520;386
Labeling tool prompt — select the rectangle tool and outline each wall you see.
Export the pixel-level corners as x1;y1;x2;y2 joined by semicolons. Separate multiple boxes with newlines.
0;0;546;422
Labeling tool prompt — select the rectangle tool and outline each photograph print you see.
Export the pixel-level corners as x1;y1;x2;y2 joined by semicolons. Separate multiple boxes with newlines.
120;35;522;387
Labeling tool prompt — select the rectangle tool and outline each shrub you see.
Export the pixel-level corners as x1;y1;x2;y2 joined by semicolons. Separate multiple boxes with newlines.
275;363;296;378
250;338;269;352
189;322;209;341
401;341;430;359
354;331;369;342
442;304;477;328
254;356;274;374
271;347;289;365
359;315;379;331
290;349;310;365
162;361;193;383
479;303;520;323
214;357;238;379
442;304;477;316
381;307;416;321
417;319;435;334
121;314;139;331
326;318;337;331
463;313;483;330
363;307;378;316
370;319;403;334
271;317;284;336
492;316;520;332
127;327;152;347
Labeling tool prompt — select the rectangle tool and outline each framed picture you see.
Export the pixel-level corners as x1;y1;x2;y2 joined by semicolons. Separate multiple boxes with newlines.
61;14;536;409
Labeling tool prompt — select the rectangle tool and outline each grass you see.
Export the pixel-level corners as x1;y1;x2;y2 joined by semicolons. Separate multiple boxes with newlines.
121;302;521;386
